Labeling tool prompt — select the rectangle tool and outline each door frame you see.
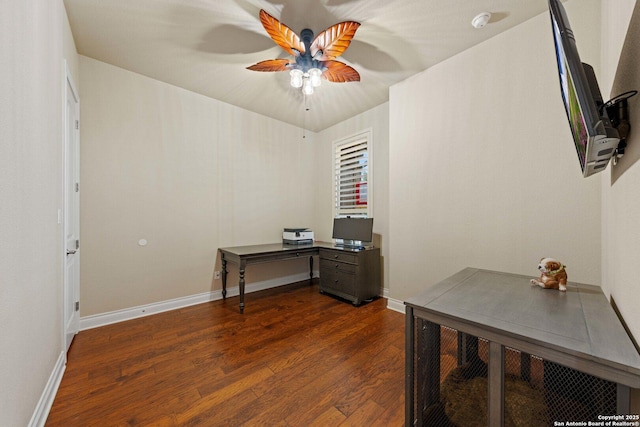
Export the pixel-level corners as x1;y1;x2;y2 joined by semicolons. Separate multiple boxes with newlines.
62;60;80;353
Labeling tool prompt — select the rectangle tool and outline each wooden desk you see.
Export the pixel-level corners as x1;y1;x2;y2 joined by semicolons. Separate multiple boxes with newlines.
219;242;331;313
405;268;640;426
219;242;381;313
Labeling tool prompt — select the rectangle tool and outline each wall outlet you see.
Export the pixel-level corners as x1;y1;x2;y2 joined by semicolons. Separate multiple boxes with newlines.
214;271;221;280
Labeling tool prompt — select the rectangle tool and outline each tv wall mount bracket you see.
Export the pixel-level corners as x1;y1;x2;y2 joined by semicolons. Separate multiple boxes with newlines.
601;90;638;164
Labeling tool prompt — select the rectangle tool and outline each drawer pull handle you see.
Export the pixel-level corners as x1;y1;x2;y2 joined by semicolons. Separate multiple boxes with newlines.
335;264;339;268
334;255;338;259
296;253;300;257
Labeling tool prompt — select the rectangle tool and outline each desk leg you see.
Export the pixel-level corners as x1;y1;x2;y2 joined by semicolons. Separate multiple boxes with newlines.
309;256;314;284
238;260;246;314
221;259;227;299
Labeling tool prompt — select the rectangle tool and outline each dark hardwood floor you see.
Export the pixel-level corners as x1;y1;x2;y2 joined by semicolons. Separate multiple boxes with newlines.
46;281;405;426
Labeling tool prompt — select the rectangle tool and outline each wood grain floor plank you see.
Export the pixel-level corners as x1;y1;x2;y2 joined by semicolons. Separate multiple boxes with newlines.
307;406;348;427
339;399;391;427
46;281;404;426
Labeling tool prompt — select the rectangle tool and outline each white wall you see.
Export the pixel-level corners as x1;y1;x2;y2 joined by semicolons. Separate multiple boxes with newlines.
79;57;318;315
0;0;76;425
388;0;603;303
316;103;390;293
600;0;640;410
601;0;640;346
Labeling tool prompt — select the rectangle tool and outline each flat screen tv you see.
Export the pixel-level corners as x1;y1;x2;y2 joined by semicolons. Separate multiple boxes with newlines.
332;217;373;247
549;0;620;177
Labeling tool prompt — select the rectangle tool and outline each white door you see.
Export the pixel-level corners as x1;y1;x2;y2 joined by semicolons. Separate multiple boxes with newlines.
64;65;80;352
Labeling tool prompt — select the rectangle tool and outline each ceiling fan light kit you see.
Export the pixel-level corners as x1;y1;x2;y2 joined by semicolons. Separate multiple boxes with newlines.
290;67;322;94
248;9;361;96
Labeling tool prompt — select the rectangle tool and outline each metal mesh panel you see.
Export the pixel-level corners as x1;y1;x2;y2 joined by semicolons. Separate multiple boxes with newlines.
542;358;617;422
436;331;489;426
503;347;617;424
410;321;618;427
414;322;491;426
502;347;550;425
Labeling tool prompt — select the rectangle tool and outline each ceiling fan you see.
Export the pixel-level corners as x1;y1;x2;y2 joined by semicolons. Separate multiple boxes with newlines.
247;9;361;95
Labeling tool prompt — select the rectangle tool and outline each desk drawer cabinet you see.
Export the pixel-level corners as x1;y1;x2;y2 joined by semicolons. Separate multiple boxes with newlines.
319;247;380;305
319;268;356;296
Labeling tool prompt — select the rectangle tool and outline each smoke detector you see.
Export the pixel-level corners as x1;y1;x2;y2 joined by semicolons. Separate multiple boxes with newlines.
472;12;492;29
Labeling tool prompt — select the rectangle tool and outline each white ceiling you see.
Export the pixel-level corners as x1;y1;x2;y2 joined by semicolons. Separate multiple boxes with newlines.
64;0;551;132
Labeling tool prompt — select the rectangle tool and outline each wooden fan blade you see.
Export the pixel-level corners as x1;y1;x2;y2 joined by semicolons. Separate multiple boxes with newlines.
310;21;360;61
247;59;292;72
321;60;360;83
259;9;305;57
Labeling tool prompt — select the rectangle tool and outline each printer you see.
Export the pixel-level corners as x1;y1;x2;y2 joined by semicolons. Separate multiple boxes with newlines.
283;228;314;245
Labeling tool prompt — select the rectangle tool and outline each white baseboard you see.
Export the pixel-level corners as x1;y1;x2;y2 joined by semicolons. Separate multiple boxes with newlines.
386;296;406;314
80;271;319;330
29;351;66;427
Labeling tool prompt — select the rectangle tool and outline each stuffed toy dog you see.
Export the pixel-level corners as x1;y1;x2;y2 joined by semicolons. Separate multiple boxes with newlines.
530;257;568;292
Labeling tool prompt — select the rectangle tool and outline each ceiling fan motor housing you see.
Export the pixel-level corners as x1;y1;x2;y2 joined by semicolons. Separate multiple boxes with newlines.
300;28;314;45
296;28;322;70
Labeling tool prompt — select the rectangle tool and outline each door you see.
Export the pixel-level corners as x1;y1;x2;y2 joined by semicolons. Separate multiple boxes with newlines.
64;64;80;352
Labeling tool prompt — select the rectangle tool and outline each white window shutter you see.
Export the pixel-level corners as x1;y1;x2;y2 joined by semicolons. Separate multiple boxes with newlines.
334;133;370;218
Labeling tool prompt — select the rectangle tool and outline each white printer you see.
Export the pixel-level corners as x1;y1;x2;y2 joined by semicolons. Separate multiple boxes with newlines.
283;228;314;245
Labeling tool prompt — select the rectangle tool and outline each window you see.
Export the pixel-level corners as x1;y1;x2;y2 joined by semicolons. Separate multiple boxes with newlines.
333;129;372;218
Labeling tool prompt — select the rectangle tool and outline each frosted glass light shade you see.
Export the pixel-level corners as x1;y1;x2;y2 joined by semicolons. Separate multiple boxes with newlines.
289;69;303;88
308;68;322;87
302;78;314;95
